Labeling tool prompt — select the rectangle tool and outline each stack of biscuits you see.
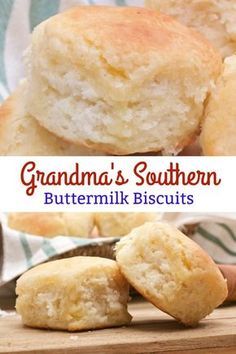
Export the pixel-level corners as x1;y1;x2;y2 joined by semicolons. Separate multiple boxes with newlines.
15;222;228;331
7;212;160;238
1;5;235;155
145;0;236;155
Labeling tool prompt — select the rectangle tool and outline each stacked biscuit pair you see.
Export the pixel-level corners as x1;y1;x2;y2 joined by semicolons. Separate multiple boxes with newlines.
145;0;236;155
16;222;227;331
0;6;226;156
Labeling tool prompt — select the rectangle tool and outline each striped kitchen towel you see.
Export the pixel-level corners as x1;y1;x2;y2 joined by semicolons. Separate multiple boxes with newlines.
192;223;236;265
1;213;236;286
171;213;236;265
1;3;236;284
0;0;143;101
0;215;119;286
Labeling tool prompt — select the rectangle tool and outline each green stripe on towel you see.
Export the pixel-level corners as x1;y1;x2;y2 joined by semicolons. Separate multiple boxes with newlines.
115;0;127;5
0;0;14;87
19;232;33;267
198;226;236;257
42;239;57;257
217;223;236;242
29;0;60;32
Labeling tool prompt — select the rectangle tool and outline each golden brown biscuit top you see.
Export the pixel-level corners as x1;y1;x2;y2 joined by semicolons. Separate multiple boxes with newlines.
16;256;122;291
37;6;221;77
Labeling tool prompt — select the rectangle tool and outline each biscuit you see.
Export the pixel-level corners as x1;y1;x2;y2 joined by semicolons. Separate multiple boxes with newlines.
26;6;221;155
16;256;132;331
8;212;94;238
116;222;227;326
200;55;236;155
146;0;236;58
0;82;102;155
95;212;160;237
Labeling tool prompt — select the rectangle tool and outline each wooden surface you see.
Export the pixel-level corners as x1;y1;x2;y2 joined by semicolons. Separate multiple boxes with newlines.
1;301;236;354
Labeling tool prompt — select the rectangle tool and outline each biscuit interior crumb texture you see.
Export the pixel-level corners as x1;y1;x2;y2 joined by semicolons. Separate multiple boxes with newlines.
116;222;228;326
146;0;236;58
0;81;103;156
26;6;221;155
16;257;132;331
200;55;236;155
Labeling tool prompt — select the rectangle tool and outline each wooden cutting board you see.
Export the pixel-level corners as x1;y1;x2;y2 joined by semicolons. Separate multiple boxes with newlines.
1;301;236;354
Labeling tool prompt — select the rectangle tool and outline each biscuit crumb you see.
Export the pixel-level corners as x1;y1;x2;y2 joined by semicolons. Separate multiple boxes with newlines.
70;335;79;341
